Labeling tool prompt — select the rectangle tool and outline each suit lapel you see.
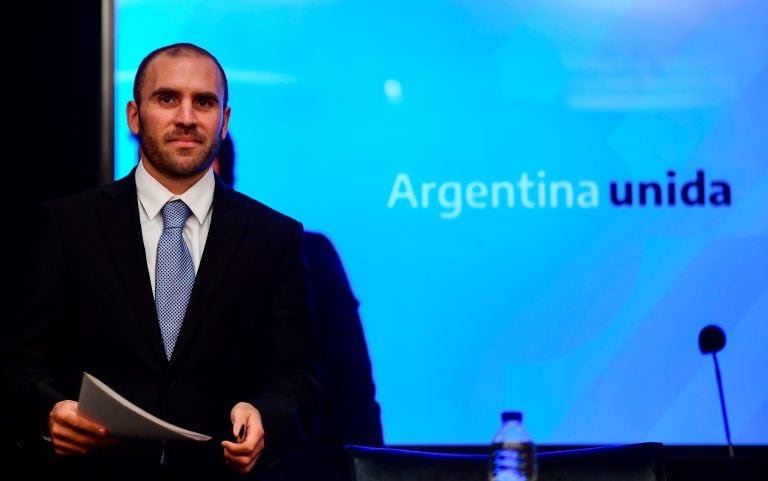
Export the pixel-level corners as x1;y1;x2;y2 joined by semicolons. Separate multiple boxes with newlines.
98;173;168;364
170;184;245;364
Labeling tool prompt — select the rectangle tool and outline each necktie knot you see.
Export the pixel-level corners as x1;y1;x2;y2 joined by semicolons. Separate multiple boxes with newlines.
161;200;192;230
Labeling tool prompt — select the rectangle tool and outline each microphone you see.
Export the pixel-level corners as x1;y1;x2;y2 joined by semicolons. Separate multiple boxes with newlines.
699;324;726;354
698;324;734;458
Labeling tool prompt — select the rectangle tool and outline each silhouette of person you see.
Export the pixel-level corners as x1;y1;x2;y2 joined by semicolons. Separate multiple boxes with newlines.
213;134;384;479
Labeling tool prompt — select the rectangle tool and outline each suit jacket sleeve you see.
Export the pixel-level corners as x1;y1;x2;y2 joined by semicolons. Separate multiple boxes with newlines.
1;201;70;432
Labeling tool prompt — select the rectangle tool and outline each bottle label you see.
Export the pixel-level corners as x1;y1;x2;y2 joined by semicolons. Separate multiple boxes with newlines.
488;442;538;481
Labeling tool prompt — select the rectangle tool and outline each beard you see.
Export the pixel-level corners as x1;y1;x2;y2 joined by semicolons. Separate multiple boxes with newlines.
138;116;221;180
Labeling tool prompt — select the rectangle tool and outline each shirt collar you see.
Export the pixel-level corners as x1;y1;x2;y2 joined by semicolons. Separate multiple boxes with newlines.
135;159;215;224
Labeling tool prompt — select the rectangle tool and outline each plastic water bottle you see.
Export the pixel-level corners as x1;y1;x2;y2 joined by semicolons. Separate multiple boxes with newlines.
488;411;538;481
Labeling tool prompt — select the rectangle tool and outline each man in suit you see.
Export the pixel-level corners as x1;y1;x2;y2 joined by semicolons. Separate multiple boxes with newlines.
0;42;319;480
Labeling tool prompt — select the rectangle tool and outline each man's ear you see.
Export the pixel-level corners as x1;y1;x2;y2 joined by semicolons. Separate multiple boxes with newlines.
127;100;140;135
220;105;231;139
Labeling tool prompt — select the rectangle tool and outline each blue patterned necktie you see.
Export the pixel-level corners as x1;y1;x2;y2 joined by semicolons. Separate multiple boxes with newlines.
155;200;195;360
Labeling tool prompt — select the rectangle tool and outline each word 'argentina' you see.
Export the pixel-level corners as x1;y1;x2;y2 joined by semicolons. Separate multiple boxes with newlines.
387;170;731;219
387;171;598;219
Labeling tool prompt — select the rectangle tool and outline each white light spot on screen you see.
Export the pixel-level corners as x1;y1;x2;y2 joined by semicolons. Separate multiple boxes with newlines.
384;79;402;104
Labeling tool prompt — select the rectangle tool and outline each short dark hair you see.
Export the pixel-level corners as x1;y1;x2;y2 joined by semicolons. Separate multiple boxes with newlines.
133;42;229;108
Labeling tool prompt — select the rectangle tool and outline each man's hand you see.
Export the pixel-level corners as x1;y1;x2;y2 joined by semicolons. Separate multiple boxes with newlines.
221;402;264;474
48;400;118;456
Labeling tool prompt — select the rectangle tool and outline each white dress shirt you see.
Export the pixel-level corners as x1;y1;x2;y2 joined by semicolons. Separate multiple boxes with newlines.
135;159;215;296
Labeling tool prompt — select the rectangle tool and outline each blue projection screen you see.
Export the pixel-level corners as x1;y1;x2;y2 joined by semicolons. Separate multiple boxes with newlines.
113;0;768;446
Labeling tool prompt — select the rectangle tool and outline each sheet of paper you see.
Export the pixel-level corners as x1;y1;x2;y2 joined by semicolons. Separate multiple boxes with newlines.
77;372;211;441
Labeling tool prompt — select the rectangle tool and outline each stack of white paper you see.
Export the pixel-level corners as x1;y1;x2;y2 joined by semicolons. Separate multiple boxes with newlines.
77;372;211;441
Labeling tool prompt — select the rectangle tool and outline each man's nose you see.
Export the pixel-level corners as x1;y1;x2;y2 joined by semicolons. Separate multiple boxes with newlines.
175;100;197;124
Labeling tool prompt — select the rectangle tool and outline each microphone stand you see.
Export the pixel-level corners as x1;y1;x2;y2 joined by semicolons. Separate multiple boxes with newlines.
711;351;734;459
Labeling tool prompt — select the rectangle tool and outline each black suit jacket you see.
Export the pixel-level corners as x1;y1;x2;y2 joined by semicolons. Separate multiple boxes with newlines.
0;171;319;480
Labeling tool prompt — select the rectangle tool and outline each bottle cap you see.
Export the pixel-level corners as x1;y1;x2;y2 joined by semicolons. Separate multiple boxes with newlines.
502;411;522;422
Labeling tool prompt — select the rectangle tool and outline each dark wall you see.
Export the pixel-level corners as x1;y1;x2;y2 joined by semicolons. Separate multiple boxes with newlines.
2;0;102;471
9;1;102;198
7;3;101;285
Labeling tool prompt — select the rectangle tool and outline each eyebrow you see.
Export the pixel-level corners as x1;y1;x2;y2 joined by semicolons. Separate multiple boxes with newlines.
150;87;221;104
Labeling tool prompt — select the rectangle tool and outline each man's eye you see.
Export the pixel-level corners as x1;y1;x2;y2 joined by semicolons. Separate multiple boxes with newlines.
159;95;175;104
197;98;211;107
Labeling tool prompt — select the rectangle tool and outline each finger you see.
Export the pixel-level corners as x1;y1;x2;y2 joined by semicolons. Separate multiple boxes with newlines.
52;427;117;455
223;438;263;464
225;450;261;474
52;405;107;438
221;427;263;452
72;414;110;435
51;421;117;452
242;417;264;443
243;450;261;473
53;437;90;456
53;418;107;442
226;423;246;443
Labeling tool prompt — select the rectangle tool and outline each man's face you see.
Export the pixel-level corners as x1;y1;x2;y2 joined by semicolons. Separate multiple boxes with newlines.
128;51;230;181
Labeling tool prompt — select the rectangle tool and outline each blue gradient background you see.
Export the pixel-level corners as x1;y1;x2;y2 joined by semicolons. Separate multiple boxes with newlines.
114;0;768;445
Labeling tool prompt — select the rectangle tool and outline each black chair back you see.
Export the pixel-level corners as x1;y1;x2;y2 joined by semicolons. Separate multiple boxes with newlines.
346;442;665;481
